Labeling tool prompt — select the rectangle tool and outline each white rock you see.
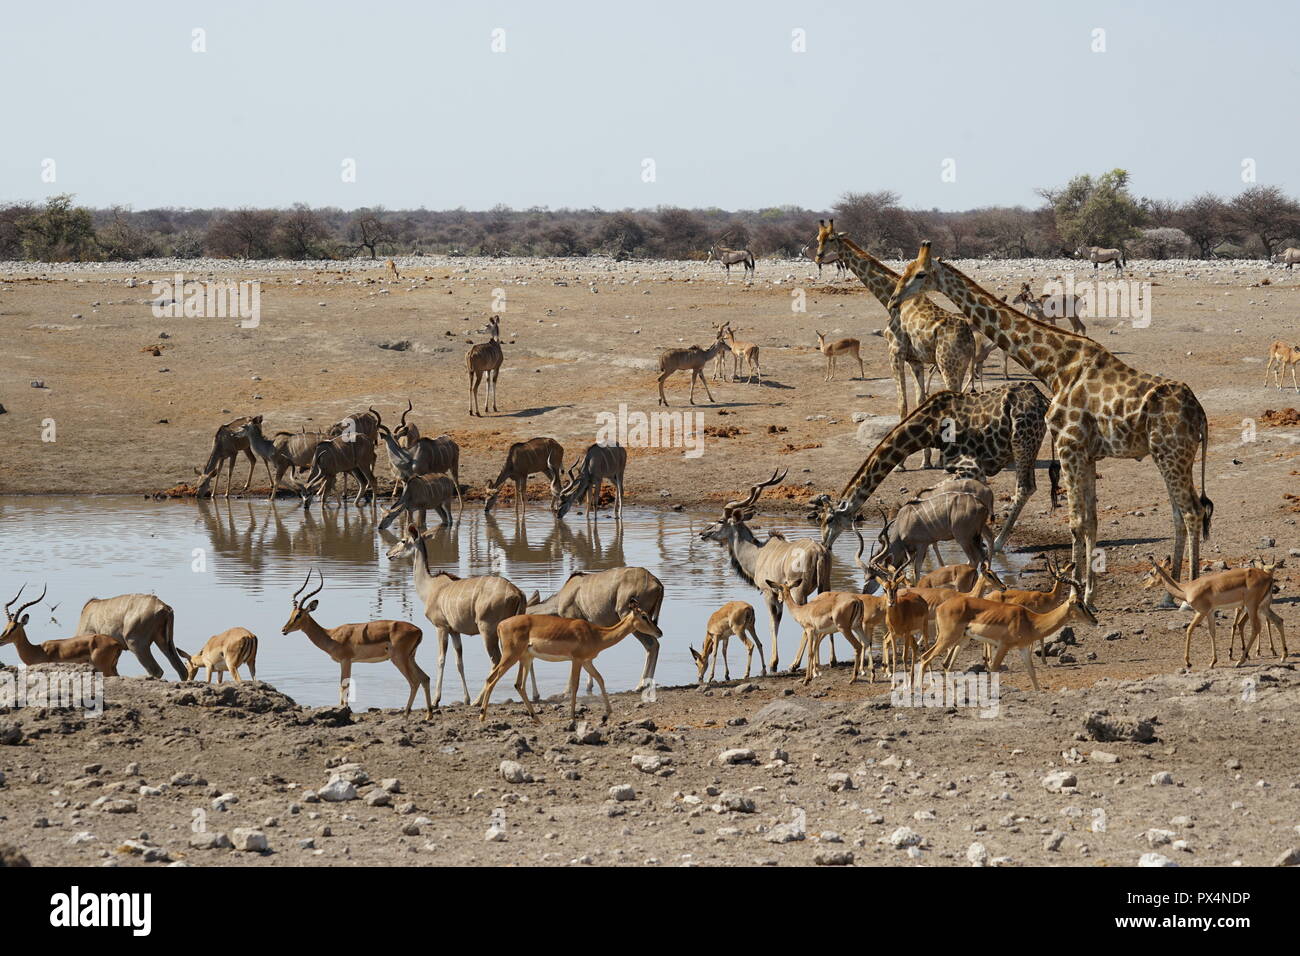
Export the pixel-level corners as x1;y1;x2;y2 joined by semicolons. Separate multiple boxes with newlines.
967;842;989;866
231;829;268;852
888;827;922;848
1138;852;1177;867
318;778;358;802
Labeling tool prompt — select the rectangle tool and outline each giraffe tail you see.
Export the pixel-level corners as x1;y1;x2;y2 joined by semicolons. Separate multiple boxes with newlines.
1199;416;1213;539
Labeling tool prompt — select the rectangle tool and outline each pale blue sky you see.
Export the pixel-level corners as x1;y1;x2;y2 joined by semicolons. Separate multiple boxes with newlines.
2;0;1294;210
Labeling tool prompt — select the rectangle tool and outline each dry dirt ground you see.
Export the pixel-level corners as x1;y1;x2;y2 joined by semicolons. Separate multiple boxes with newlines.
1;255;1299;866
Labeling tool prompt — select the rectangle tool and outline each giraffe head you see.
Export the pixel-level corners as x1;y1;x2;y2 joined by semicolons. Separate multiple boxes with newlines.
886;241;936;311
814;219;845;265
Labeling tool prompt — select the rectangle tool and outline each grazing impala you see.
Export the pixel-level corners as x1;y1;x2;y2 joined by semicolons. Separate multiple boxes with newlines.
690;601;763;685
2;585;126;676
179;627;259;684
280;569;432;717
479;599;663;722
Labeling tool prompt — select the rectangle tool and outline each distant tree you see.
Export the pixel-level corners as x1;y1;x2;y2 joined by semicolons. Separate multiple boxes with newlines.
594;213;646;256
96;206;160;260
832;190;919;256
0;203;33;259
653;207;709;258
205;209;279;258
169;231;205;259
1132;227;1192;260
1038;169;1145;252
274;204;331;259
347;208;398;259
1175;193;1232;258
18;194;98;261
1227;185;1300;258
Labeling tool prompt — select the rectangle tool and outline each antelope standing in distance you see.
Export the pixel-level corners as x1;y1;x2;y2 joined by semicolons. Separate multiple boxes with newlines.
300;433;378;508
814;331;864;381
281;569;432;717
699;469;831;672
484;437;565;519
1076;245;1126;273
77;593;184;679
2;585;127;676
237;417;329;499
1142;557;1287;668
195;416;259;499
656;326;729;405
716;321;762;383
386;258;401;279
554;443;627;519
1012;282;1087;336
707;234;755;281
1272;247;1300;269
918;573;1096;690
387;523;531;707
690;601;763;685
800;244;847;278
888;240;1211;603
378;420;460;498
378;473;462;530
1263;341;1300;391
526;566;665;693
480;599;662;723
179;627;258;684
467;315;504;416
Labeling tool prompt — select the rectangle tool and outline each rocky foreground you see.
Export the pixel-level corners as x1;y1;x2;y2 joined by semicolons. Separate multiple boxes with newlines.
1;659;1298;867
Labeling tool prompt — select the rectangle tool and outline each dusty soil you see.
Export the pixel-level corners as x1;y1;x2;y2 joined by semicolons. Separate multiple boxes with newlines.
1;660;1297;867
1;254;1299;866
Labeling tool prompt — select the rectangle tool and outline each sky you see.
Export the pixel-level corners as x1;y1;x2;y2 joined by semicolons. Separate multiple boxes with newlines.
2;0;1296;212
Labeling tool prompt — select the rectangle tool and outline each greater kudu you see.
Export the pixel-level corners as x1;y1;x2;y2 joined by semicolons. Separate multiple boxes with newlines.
554;443;627;519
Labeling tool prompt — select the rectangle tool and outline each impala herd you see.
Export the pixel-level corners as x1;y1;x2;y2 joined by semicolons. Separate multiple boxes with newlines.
3;235;1295;727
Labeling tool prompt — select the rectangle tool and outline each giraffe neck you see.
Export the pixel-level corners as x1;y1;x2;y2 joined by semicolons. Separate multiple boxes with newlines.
836;401;951;513
833;237;904;308
932;259;1081;392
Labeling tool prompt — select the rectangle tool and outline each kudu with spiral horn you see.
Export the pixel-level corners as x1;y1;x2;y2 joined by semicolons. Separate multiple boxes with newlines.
698;469;830;672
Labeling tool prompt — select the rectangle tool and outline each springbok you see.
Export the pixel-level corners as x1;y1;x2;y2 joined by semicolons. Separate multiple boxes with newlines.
1263;341;1300;392
554;443;627;519
1012;282;1087;336
280;569;432;717
656;327;729;406
467;315;504;416
1076;245;1126;273
767;580;865;685
2;585;126;676
814;331;865;381
1271;248;1300;269
179;627;258;684
919;574;1097;690
717;321;762;383
707;236;755;281
378;422;461;498
77;593;183;679
526;567;665;693
194;417;259;499
387;523;530;707
479;599;663;723
690;601;763;685
484;437;565;518
378;473;462;530
1142;557;1287;668
300;433;378;507
699;469;831;672
237;417;329;499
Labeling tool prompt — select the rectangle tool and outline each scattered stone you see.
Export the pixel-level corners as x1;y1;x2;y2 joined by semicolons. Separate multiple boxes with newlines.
1085;711;1156;743
499;761;533;784
318;778;358;802
718;748;757;765
231;829;268;852
1150;771;1175;786
814;849;854;866
1138;852;1177;867
1041;770;1077;792
609;785;637;802
888;827;922;848
189;831;232;850
967;842;989;866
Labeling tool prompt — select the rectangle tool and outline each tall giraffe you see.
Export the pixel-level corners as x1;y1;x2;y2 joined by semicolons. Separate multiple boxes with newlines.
814;220;976;468
887;242;1211;603
816;383;1057;552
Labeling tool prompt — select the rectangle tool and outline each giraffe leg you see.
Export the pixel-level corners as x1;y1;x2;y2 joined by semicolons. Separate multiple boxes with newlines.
994;417;1042;552
1058;443;1096;604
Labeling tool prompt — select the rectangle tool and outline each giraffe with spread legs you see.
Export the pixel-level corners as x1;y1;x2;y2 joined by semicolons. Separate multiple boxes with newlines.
887;241;1212;603
815;383;1058;552
815;220;975;468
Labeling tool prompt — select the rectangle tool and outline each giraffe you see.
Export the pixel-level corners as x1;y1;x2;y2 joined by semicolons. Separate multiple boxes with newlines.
815;383;1058;553
815;220;976;468
887;241;1212;603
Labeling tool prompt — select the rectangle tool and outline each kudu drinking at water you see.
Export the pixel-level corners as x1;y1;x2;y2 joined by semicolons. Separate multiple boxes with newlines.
237;417;328;499
553;443;627;519
699;469;831;673
378;421;461;499
484;437;565;519
195;416;259;499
